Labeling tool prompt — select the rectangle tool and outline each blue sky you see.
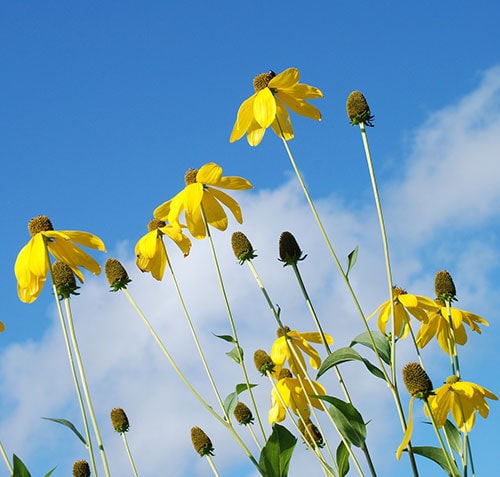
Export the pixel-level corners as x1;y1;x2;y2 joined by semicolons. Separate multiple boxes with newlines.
1;1;499;476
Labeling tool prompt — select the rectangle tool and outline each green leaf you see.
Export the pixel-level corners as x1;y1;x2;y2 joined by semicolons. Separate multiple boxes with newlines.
224;391;239;417
443;419;462;456
42;417;87;445
316;347;386;381
226;345;243;364
410;446;461;477
315;395;367;448
350;330;392;365
346;246;359;277
223;384;258;416
214;333;236;343
13;455;31;477
44;468;57;477
259;423;297;477
336;441;350;477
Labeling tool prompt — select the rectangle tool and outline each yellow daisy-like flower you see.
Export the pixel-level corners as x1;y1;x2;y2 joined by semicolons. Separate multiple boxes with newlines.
370;287;438;339
135;219;191;281
15;215;106;303
427;376;497;432
230;68;323;146
269;372;326;424
416;303;489;354
154;162;253;240
270;327;333;378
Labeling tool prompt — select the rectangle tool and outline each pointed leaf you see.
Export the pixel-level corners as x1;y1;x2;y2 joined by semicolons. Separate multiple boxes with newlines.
214;333;236;343
235;383;257;395
13;455;31;477
350;330;392;365
226;345;243;364
410;446;461;477
259;423;297;477
316;347;386;381
336;441;350;477
42;417;87;445
443;419;462;456
224;391;239;417
315;395;367;447
346;246;359;277
44;468;57;477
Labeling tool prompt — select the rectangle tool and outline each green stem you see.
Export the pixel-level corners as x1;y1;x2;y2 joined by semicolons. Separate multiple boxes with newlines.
0;440;12;475
203;216;266;440
206;455;220;477
165;257;229;422
63;298;111;477
120;288;263;474
121;432;139;477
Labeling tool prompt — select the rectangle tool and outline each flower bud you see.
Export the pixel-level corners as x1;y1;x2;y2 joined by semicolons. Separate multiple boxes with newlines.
105;258;131;291
191;426;215;456
254;349;275;375
435;270;457;302
279;232;306;266
234;402;254;425
110;407;130;433
346;91;374;126
231;231;257;264
73;460;90;477
402;362;433;398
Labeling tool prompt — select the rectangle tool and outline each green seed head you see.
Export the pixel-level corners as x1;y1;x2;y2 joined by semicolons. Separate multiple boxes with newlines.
435;270;457;302
298;418;325;449
253;349;275;375
52;261;80;300
191;426;215;457
402;362;433;398
231;231;257;264
105;258;132;291
346;91;374;126
73;460;90;477
110;407;130;433
233;401;254;425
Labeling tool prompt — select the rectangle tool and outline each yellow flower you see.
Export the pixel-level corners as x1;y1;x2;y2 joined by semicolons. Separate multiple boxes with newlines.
416;303;489;354
269;372;326;424
154;163;252;240
15;215;106;303
270;327;333;378
427;376;497;432
135;219;191;281
230;68;323;146
370;287;438;339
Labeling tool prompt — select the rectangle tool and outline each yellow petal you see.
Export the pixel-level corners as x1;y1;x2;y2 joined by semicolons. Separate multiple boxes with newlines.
185;205;206;239
277;91;322;121
396;396;415;460
196;163;222;185
269;68;299;89
154;198;173;220
230;94;256;143
271;99;294;140
54;230;106;252
253;88;276;128
201;193;228;231
247;124;266;146
208;188;243;224
48;239;101;278
284;83;323;99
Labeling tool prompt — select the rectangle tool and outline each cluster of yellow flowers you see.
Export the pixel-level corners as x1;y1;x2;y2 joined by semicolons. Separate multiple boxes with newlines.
11;67;497;477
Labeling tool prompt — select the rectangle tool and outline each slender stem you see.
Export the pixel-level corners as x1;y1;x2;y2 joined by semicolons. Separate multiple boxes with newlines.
0;441;12;475
63;298;111;477
203;215;266;439
121;432;139;477
165;257;228;421
444;300;461;378
52;288;98;477
120;288;263;474
206;455;220;477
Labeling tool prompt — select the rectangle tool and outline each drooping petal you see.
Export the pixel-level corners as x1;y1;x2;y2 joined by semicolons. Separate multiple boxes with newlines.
396;397;415;460
247;123;266;146
253;88;276;128
48;238;101;279
208;188;244;224
185;204;206;239
271;98;294;140
53;230;106;252
283;83;323;99
215;175;253;191
230;94;256;143
135;230;167;280
161;225;192;256
154;198;173;221
276;91;322;121
184;183;204;218
299;332;333;345
15;236;48;303
200;192;228;231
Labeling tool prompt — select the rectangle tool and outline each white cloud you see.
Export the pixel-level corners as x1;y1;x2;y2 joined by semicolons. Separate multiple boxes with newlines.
1;68;500;476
